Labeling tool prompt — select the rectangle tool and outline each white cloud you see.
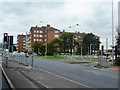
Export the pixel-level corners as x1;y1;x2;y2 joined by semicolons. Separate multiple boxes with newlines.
0;0;119;49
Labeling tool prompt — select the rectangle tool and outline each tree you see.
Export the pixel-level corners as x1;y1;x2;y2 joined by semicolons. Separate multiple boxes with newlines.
115;28;120;66
59;32;77;55
47;38;60;55
33;42;45;55
80;33;100;55
116;29;120;46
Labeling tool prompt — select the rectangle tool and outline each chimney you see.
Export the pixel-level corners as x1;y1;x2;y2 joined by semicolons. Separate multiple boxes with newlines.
63;29;65;33
47;24;50;27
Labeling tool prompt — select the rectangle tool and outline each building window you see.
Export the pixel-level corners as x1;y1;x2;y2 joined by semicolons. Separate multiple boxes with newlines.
37;34;39;37
45;39;46;41
44;34;47;37
40;31;43;33
54;34;59;38
23;40;25;42
39;39;42;41
40;35;43;37
34;30;36;33
33;38;35;41
55;31;59;33
34;34;36;37
37;31;39;33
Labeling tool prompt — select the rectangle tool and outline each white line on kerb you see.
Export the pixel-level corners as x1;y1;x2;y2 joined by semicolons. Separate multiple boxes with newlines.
0;64;15;89
38;68;93;88
21;70;49;88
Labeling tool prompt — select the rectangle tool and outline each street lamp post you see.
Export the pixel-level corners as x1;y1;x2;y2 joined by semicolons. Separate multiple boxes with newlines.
69;24;79;59
45;29;48;56
81;46;83;56
111;0;114;65
90;44;92;56
40;21;48;56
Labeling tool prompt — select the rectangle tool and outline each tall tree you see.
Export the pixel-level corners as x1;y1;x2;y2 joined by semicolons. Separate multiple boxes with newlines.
115;28;120;66
47;38;60;55
33;42;45;55
116;29;120;46
60;32;77;54
81;33;100;55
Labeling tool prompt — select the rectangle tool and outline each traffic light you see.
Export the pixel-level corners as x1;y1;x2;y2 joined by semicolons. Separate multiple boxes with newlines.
4;33;8;44
8;36;13;45
101;45;104;55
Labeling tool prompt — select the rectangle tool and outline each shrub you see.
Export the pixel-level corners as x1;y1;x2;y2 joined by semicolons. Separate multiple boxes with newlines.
115;57;120;66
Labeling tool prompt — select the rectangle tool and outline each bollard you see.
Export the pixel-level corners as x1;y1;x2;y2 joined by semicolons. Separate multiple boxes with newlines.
24;55;27;65
31;55;34;68
6;56;8;68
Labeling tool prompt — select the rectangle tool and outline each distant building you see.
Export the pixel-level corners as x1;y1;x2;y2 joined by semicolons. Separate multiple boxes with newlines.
17;25;100;54
17;34;26;52
61;30;86;45
75;32;86;45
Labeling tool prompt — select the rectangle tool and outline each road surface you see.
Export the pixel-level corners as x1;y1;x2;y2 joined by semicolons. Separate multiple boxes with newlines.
24;56;119;88
9;55;119;88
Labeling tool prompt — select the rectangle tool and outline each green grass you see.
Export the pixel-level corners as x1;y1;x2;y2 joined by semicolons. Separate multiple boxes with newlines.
38;56;66;59
75;56;97;61
38;55;106;61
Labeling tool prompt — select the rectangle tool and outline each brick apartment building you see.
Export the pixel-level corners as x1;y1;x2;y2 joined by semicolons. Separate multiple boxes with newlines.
17;34;26;52
75;32;86;45
28;24;60;49
17;24;99;53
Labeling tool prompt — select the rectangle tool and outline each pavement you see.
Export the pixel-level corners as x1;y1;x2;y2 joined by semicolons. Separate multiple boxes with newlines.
107;66;120;71
1;60;95;89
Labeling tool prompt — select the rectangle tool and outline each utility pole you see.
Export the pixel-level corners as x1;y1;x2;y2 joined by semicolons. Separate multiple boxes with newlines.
26;32;28;51
81;46;83;56
40;21;48;56
106;38;108;67
90;44;92;56
111;0;114;65
69;24;79;59
45;28;48;56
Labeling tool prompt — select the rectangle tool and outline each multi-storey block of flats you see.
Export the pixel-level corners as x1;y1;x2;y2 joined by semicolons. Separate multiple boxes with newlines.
28;24;60;49
17;34;26;52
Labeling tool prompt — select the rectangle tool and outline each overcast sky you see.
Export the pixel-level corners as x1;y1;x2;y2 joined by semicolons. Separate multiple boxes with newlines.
0;0;119;49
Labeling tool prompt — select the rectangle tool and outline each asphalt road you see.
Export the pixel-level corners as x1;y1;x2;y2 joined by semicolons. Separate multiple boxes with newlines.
9;55;119;88
25;56;118;88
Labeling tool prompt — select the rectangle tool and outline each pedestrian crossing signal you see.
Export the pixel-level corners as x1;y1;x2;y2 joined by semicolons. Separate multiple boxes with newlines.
4;33;8;44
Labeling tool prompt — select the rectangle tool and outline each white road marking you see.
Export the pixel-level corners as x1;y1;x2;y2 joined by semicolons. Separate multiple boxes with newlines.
21;70;49;88
94;72;101;75
38;68;93;88
0;64;15;89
